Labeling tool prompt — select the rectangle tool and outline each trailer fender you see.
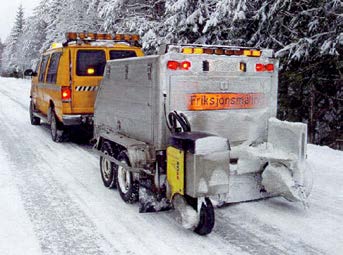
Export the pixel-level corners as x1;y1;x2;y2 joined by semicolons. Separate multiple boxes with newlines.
96;133;155;169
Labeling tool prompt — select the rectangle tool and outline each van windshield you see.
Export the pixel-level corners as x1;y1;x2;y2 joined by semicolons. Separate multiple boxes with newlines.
76;50;106;76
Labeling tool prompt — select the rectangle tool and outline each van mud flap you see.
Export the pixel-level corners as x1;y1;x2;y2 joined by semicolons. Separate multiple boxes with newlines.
138;176;171;213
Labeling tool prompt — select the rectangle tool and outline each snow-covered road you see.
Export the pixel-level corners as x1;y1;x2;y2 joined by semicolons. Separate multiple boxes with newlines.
0;77;342;255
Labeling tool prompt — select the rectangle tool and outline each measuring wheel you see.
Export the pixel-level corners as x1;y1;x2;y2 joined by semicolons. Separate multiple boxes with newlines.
116;151;139;203
194;197;215;235
100;141;117;188
173;194;215;235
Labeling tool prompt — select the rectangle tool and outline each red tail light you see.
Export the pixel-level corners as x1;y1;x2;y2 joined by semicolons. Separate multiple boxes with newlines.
265;64;274;72
167;61;179;70
256;63;275;72
61;86;71;102
167;60;191;71
255;63;265;72
180;61;191;70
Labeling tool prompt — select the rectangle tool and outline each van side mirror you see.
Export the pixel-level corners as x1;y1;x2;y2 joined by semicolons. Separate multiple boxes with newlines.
24;69;37;77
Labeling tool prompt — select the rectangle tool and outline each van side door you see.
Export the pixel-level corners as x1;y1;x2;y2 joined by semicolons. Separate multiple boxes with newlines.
37;54;50;113
45;52;62;114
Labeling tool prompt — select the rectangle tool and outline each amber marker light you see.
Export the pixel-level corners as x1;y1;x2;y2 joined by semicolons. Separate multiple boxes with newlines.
66;32;77;40
243;50;252;56
131;34;140;41
123;34;131;41
193;48;204;54
96;33;106;40
114;34;124;40
224;49;234;56
214;48;224;55
87;68;95;75
87;33;96;40
182;48;193;54
78;32;86;40
105;34;113;40
204;48;215;54
252;50;261;57
240;62;247;72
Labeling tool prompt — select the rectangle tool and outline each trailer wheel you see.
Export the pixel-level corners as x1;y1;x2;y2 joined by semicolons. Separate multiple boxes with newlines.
116;151;139;203
194;197;215;236
29;101;40;125
100;141;117;189
50;109;64;142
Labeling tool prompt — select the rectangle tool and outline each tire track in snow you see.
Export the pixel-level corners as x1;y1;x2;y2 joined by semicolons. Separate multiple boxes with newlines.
213;204;324;255
0;96;119;254
0;89;28;111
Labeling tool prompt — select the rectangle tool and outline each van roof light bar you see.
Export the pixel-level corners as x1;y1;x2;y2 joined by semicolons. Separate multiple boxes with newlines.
63;32;141;47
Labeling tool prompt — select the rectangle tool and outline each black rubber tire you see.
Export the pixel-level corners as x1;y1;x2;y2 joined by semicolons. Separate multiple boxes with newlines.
29;101;40;125
194;197;215;235
116;151;139;203
50;109;64;142
99;141;117;188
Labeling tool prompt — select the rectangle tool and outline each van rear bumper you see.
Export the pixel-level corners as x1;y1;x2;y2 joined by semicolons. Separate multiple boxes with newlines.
62;114;93;126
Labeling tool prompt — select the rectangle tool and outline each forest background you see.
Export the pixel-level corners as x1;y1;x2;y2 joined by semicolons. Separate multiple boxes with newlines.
0;0;342;148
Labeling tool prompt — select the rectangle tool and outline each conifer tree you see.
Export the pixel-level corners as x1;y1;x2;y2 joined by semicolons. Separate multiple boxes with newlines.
163;0;215;45
17;0;49;70
1;4;25;76
0;39;4;74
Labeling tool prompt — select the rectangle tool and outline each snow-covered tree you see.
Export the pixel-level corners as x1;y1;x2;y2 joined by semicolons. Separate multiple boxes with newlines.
42;0;67;51
16;0;50;70
203;0;255;45
1;4;25;76
0;39;4;73
97;0;165;52
248;0;343;145
162;0;216;45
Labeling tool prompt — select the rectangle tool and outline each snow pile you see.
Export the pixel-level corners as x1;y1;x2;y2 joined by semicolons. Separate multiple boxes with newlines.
262;162;307;203
268;117;307;160
195;136;228;155
172;195;198;230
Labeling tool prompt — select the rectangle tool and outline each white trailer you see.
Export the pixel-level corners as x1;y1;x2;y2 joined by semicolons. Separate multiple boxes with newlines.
93;44;312;235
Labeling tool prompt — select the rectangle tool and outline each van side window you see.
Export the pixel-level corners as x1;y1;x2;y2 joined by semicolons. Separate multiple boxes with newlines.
46;52;62;84
38;55;50;82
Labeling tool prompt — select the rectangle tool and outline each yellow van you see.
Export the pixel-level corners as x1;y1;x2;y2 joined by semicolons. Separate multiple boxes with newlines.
25;32;144;142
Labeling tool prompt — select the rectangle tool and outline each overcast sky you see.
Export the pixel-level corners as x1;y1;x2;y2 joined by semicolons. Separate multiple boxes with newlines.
0;0;41;42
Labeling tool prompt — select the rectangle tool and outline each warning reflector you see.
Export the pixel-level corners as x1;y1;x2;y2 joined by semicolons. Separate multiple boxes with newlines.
188;93;265;111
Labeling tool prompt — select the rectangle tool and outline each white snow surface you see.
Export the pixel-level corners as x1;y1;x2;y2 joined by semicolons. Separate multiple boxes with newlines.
195;136;228;155
0;77;342;255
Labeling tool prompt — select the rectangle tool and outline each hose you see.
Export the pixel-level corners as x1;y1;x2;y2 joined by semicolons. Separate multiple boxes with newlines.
163;93;191;134
167;111;191;134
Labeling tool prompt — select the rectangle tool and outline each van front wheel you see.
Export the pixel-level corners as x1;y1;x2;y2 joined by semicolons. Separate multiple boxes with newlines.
29;101;40;125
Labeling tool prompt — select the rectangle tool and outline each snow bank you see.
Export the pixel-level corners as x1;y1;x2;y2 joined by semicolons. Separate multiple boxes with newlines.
195;135;228;155
0;148;41;255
